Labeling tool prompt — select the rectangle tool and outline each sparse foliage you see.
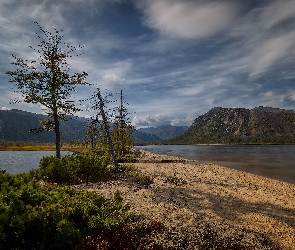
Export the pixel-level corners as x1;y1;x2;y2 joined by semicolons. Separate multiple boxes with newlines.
6;22;88;157
88;88;120;171
111;89;134;160
85;121;99;149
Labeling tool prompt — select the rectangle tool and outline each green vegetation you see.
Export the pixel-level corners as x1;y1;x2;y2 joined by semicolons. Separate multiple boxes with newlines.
0;145;140;249
164;175;187;186
37;151;109;184
6;22;88;158
0;170;130;250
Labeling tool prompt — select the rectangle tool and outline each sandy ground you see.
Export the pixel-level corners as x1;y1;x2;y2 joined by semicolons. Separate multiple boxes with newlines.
79;150;295;249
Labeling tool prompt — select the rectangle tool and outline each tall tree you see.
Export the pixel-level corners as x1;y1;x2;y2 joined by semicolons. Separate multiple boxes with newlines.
6;22;88;157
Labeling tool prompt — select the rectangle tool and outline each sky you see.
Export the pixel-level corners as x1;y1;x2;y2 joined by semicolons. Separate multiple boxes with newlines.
0;0;295;128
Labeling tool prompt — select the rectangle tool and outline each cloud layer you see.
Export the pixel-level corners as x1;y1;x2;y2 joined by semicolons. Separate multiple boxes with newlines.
0;0;295;128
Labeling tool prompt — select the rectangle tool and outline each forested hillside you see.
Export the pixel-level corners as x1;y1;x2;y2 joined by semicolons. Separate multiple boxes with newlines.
0;109;88;143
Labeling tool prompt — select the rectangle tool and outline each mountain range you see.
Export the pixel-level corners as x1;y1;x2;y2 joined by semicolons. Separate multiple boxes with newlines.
0;109;88;143
1;107;295;145
0;109;185;144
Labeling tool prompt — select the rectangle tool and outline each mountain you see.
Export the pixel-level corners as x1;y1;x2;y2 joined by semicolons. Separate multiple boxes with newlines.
0;109;88;143
167;107;295;144
138;125;188;140
0;109;168;144
132;130;162;144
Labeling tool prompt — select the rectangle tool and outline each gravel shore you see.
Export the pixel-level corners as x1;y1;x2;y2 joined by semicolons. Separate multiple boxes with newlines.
80;150;295;249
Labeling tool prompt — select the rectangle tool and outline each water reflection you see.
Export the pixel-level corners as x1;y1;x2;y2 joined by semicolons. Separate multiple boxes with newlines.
0;151;71;174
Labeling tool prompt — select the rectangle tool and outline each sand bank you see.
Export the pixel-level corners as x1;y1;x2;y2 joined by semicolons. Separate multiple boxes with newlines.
81;150;295;249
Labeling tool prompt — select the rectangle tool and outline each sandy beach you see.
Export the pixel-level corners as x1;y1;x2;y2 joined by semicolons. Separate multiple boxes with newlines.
79;150;295;249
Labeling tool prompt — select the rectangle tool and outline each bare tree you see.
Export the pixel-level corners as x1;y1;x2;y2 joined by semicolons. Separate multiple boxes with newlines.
90;88;120;172
112;88;134;158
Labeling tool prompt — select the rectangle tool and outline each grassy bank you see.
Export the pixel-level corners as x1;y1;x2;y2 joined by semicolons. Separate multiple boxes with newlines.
0;143;85;151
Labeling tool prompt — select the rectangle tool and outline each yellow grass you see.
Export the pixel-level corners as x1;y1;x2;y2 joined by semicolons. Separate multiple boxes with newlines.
0;144;79;151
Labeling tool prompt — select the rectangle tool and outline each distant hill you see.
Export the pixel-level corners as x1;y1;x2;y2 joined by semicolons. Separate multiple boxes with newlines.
0;109;181;144
132;130;162;144
0;109;88;143
167;107;295;144
138;125;188;140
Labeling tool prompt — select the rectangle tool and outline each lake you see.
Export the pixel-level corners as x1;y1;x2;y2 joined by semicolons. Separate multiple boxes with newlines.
0;151;71;174
136;145;295;184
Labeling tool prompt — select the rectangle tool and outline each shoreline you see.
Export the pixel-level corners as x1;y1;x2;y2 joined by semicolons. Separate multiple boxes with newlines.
136;144;295;185
81;150;295;249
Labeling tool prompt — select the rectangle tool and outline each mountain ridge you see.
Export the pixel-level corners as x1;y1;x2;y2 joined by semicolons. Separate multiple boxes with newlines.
167;106;295;144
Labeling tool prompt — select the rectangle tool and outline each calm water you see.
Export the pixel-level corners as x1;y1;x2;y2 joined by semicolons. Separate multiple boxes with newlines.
136;145;295;184
0;151;71;174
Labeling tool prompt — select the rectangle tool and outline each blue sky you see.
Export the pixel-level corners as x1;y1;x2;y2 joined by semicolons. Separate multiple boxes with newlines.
1;0;295;128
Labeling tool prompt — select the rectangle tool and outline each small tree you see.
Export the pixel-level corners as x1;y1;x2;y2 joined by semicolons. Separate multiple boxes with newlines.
90;88;120;172
85;120;99;149
112;89;134;158
6;22;88;157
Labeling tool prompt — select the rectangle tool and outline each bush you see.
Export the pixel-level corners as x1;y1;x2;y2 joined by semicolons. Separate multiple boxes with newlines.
164;176;187;186
77;220;165;250
0;171;131;250
38;152;108;184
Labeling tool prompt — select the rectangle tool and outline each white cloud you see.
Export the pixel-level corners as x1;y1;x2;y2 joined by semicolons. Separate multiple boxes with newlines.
259;91;285;107
132;114;170;128
261;91;274;98
289;92;295;101
258;0;295;30
132;114;196;128
171;117;194;127
249;32;295;77
139;0;240;39
100;61;132;84
2;107;10;110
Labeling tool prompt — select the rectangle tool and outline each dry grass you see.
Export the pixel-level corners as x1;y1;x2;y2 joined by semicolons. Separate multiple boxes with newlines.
77;150;295;249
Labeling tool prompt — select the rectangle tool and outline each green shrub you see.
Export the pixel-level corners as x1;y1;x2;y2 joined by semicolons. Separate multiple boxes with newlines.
0;171;130;250
38;152;108;184
164;176;187;186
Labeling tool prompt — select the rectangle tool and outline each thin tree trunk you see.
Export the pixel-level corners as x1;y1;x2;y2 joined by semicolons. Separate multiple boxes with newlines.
97;89;120;172
53;108;61;158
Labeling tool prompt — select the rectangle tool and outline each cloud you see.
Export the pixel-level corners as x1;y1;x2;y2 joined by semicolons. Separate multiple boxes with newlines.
171;117;194;127
261;91;274;98
2;107;10;110
226;0;295;78
132;114;171;128
138;0;240;39
289;92;295;101
249;32;295;77
259;91;285;107
100;60;132;84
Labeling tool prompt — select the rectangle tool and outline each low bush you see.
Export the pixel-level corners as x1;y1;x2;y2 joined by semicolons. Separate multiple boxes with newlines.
37;152;109;184
164;176;187;186
0;171;131;250
76;220;165;250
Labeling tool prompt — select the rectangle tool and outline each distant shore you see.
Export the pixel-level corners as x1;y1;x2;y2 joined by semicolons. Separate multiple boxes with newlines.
0;144;76;151
81;150;295;249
